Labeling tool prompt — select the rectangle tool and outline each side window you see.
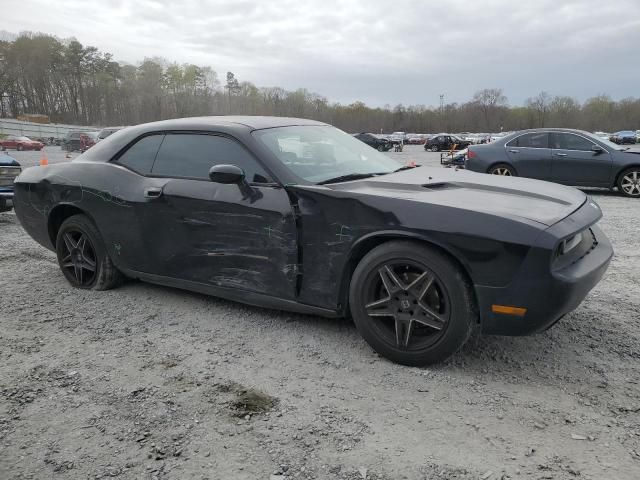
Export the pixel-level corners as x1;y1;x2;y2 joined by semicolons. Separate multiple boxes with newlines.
151;133;272;183
507;132;549;148
552;133;595;151
116;135;164;175
437;136;444;142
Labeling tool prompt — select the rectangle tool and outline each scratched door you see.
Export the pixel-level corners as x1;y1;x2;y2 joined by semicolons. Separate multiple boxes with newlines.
139;178;299;300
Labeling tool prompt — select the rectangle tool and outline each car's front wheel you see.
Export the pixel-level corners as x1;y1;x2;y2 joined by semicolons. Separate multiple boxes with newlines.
429;145;439;152
617;168;640;198
377;144;385;152
56;214;124;290
349;241;476;366
16;144;23;151
488;163;516;176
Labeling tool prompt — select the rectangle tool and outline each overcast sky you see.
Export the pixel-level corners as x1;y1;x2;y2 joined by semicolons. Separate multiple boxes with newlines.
2;0;639;107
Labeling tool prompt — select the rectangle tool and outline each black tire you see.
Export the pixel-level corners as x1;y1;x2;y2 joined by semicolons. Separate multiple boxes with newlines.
55;214;123;290
617;167;640;198
488;163;516;176
349;240;476;366
429;145;439;152
16;144;23;151
377;144;385;152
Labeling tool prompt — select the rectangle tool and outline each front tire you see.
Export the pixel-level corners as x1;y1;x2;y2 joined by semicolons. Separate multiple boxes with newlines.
617;168;640;198
377;144;385;152
16;144;23;151
488;163;516;176
56;214;124;290
429;145;439;152
349;241;476;366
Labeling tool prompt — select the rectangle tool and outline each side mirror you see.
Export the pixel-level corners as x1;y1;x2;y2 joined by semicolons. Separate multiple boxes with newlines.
591;145;604;154
209;164;245;184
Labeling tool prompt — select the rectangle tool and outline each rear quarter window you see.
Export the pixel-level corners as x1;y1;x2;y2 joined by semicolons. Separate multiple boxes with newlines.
115;135;164;175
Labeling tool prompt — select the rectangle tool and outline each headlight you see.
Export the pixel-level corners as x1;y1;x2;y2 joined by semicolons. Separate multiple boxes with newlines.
559;231;583;255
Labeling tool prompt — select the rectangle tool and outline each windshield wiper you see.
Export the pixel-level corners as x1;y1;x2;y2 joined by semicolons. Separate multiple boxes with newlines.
317;173;382;185
393;164;421;172
317;165;421;185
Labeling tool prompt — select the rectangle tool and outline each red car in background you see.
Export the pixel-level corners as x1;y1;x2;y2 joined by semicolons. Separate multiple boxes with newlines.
0;135;44;151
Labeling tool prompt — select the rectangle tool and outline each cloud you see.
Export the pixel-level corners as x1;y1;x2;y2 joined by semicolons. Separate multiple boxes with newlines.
2;0;639;106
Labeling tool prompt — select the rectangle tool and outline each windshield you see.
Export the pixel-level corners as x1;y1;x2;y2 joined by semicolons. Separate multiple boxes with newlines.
17;136;31;141
253;125;400;183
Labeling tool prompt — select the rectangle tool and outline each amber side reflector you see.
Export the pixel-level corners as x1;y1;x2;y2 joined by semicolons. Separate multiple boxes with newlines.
492;305;527;317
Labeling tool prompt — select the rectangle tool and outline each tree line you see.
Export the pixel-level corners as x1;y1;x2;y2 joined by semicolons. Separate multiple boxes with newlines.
1;32;639;134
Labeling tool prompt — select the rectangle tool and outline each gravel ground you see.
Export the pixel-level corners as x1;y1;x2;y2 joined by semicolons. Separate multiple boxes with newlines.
1;145;639;479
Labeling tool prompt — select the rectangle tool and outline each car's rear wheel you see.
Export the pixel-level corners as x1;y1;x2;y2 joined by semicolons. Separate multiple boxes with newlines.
56;214;123;290
430;145;439;152
16;144;23;151
349;241;476;366
617;168;640;198
488;163;516;176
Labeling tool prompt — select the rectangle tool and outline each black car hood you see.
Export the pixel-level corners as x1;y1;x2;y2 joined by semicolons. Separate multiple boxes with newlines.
327;166;587;227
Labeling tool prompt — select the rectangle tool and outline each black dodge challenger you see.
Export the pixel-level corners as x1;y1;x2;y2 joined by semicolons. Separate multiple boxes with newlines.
13;117;614;365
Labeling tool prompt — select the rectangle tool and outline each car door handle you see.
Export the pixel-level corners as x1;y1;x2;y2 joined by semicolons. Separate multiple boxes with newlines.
144;187;163;198
554;153;568;157
509;149;519;153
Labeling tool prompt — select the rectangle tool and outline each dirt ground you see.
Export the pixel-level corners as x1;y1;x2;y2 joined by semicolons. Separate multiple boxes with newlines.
1;146;639;479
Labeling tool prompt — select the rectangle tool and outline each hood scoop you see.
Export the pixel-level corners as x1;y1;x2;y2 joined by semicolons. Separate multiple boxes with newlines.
421;182;461;190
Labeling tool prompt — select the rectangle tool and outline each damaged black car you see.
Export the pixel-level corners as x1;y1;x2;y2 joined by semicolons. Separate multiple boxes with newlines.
13;117;613;365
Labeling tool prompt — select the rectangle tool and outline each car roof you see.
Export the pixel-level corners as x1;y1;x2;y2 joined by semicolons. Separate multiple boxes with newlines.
133;116;327;131
78;116;330;163
501;128;603;139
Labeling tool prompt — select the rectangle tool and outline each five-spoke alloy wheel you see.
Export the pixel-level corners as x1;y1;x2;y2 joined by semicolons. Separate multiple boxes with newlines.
59;230;97;287
349;241;476;365
56;214;123;290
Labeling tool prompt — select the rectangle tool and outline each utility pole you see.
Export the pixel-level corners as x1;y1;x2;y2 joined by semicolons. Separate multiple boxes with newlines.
439;94;444;114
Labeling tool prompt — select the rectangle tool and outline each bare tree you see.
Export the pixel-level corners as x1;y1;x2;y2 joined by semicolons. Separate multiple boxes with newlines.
472;88;508;131
526;91;552;127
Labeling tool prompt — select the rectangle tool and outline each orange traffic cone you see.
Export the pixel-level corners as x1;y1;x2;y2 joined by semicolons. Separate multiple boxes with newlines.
39;149;49;166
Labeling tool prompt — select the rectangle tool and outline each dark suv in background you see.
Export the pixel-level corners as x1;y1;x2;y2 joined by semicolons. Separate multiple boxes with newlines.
610;131;637;145
353;132;393;151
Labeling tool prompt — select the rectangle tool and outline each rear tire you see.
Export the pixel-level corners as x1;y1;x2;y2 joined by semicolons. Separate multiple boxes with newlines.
349;241;476;366
55;214;124;290
617;167;640;198
430;145;439;152
16;144;23;151
488;163;516;176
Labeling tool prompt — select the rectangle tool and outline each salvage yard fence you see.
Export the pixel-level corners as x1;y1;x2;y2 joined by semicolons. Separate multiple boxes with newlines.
0;118;99;139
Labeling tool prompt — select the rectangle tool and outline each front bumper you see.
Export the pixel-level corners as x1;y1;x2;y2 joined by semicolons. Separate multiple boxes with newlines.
476;208;613;336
